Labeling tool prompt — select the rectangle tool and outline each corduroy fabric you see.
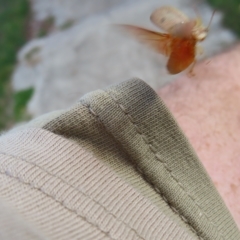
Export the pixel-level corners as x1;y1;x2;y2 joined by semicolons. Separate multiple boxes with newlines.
0;78;239;239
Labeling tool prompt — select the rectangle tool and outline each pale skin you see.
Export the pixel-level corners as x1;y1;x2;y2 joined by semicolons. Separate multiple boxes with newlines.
158;44;240;229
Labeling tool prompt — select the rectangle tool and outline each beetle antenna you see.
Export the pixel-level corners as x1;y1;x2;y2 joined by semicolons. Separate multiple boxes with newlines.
207;10;216;30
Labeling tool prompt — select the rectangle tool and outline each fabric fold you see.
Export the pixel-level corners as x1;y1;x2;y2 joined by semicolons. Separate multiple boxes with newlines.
42;78;240;240
0;128;198;240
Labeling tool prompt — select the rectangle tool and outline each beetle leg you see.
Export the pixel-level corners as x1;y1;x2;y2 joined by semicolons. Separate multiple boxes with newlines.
196;45;204;56
187;60;196;77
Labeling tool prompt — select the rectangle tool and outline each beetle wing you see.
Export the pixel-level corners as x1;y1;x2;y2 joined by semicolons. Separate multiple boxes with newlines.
150;6;189;32
167;38;196;74
117;24;171;56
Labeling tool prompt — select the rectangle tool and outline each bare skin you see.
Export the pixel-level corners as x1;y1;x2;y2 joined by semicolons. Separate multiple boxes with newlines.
158;44;240;229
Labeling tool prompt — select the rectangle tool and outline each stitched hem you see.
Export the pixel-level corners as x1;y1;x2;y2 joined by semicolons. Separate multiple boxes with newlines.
105;91;225;240
0;151;145;240
82;101;207;240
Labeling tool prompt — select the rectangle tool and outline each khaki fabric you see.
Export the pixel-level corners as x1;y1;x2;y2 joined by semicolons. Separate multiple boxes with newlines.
0;78;239;240
0;198;47;240
0;128;197;240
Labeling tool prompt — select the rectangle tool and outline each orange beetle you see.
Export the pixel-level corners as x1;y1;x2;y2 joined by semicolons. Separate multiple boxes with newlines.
117;6;215;74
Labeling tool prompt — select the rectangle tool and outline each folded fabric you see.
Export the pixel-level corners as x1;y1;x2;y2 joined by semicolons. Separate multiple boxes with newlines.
0;78;239;240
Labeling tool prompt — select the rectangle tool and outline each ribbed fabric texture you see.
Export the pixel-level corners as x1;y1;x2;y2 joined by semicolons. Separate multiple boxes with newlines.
0;197;47;240
0;78;239;239
0;129;197;240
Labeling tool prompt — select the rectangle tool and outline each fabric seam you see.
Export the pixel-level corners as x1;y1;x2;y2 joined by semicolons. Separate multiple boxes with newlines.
107;91;225;240
0;151;144;240
82;91;224;240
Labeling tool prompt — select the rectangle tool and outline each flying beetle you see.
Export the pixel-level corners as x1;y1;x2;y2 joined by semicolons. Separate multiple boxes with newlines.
117;6;215;74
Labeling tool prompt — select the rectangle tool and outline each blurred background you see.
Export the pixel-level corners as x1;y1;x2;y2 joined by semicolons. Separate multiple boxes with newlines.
0;0;238;131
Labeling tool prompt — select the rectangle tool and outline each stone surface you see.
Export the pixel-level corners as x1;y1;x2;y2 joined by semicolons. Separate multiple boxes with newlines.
12;0;236;117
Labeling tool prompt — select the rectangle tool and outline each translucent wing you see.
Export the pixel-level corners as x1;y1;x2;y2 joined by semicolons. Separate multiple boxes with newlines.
116;24;171;56
150;6;189;32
